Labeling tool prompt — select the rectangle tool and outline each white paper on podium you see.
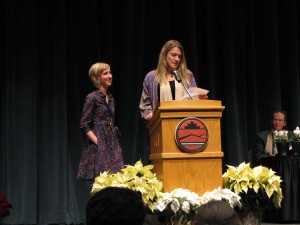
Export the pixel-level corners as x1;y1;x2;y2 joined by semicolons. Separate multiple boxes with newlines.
180;87;209;100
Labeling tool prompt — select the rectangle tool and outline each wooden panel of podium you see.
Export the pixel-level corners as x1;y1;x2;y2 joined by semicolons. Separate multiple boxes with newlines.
147;100;225;196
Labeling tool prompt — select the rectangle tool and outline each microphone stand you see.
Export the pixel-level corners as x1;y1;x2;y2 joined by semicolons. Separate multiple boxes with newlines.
181;80;194;100
173;70;194;100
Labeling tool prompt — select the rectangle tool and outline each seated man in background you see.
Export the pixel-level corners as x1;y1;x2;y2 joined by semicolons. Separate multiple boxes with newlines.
86;187;145;225
253;110;292;166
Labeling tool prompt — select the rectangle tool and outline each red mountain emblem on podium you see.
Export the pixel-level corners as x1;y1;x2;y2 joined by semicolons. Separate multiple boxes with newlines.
175;117;209;153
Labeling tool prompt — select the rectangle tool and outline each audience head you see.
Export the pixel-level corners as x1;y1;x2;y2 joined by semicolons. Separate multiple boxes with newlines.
86;186;145;225
241;213;260;225
194;200;242;225
271;110;287;131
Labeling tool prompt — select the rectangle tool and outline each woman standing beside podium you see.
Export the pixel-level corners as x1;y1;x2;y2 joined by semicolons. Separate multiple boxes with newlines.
139;40;207;121
77;62;124;181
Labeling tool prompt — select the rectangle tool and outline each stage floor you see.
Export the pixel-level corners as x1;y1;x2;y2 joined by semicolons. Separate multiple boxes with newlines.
262;223;300;225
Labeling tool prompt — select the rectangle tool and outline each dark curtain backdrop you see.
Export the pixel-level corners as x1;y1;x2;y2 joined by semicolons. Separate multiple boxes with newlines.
1;0;300;224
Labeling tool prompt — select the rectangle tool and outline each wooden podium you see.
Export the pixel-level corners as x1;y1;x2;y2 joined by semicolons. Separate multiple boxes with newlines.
147;100;225;196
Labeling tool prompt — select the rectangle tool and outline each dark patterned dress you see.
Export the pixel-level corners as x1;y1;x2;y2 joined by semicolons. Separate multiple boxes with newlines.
77;90;124;180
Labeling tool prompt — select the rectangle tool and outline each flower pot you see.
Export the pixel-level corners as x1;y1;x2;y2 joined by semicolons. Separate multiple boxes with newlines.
276;142;289;156
292;141;300;155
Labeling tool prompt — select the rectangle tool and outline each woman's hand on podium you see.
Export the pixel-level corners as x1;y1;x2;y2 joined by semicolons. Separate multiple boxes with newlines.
198;94;208;100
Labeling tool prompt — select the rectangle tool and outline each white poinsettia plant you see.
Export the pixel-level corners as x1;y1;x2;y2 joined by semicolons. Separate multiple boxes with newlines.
273;130;289;143
292;126;300;142
199;187;242;209
156;188;201;225
222;162;283;211
91;160;163;211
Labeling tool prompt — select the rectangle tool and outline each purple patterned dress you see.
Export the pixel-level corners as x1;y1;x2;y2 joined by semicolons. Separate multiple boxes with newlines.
77;90;124;180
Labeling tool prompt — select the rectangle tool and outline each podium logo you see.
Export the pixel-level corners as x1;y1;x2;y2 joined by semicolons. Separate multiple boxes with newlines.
175;117;209;153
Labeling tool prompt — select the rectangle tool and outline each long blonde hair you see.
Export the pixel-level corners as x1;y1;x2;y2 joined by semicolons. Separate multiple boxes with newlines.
156;40;190;85
88;62;110;88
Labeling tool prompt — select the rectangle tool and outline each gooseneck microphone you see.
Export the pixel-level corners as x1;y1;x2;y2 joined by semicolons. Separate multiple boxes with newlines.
172;70;183;83
172;70;194;100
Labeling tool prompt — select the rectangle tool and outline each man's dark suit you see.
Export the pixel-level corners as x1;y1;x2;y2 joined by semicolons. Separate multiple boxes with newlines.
253;129;293;167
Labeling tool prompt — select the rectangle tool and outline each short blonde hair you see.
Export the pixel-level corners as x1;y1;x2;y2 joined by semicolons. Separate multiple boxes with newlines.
88;62;110;88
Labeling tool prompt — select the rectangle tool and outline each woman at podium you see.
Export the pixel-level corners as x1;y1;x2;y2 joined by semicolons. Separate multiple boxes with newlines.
139;40;207;121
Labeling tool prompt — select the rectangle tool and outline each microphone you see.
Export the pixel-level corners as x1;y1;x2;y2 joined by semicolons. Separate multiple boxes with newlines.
172;70;182;83
172;70;194;100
